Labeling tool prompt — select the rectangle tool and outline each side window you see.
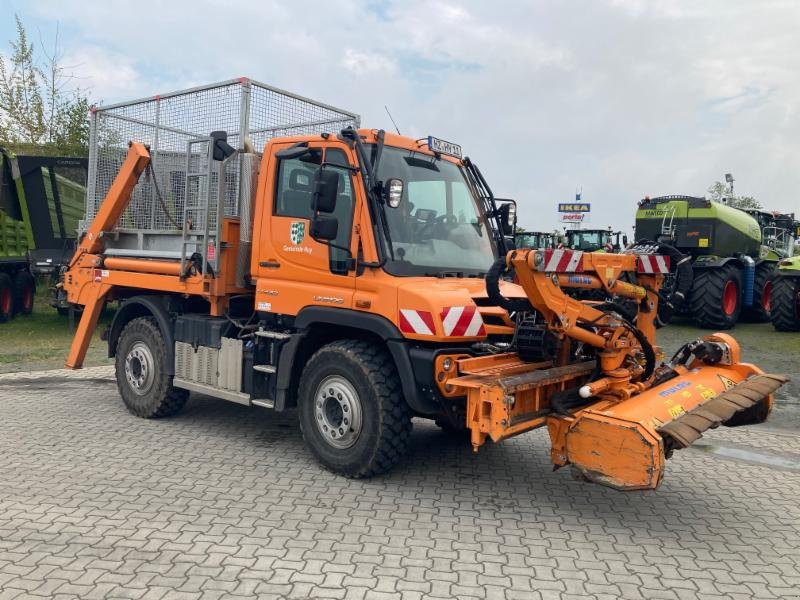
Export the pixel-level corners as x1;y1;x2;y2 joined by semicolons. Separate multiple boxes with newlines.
274;151;321;219
325;148;355;273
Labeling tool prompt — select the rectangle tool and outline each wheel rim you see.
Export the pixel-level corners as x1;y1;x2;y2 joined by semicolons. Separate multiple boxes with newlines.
722;280;738;316
124;341;156;396
0;288;11;315
762;280;773;313
314;375;363;449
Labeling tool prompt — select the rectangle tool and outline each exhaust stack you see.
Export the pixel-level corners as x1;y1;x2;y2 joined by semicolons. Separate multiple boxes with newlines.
236;152;259;288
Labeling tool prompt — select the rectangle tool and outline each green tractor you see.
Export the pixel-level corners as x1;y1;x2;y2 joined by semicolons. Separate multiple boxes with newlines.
515;230;555;249
769;217;800;331
635;195;792;329
0;146;88;321
563;228;628;252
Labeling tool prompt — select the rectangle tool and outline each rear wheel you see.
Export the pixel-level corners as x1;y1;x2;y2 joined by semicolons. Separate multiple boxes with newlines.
770;276;800;332
115;316;189;418
12;271;35;315
688;264;742;329
0;273;13;322
743;262;775;322
298;340;412;478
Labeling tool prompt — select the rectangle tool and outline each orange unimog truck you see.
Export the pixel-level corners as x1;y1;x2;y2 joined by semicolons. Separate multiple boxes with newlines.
63;79;786;491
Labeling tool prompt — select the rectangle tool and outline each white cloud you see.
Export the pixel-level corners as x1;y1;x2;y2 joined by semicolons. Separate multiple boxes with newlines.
341;49;396;74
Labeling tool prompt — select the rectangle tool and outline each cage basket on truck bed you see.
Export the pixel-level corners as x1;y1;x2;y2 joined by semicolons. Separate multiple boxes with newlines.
83;77;359;267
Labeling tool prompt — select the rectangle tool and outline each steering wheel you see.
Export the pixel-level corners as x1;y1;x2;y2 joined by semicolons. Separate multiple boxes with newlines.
418;213;458;240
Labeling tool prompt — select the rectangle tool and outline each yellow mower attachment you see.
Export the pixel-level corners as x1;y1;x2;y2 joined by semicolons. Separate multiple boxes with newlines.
447;249;788;491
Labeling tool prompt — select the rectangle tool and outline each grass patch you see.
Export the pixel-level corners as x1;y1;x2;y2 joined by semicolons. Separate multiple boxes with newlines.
0;287;114;373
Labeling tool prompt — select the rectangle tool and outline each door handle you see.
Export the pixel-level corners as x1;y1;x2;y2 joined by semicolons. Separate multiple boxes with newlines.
259;260;281;268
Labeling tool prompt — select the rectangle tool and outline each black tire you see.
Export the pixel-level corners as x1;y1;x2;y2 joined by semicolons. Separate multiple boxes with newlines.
743;262;775;322
0;273;13;322
12;271;35;316
688;264;742;329
114;316;188;418
770;276;800;332
298;340;412;478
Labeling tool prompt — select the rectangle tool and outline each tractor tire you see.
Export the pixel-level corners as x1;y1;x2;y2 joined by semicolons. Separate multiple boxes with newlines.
770;276;800;332
298;339;412;478
688;264;742;329
743;262;775;322
12;271;35;316
0;273;13;322
114;316;189;418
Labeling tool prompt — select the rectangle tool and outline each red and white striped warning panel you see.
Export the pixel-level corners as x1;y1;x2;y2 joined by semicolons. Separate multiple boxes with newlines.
637;254;670;273
399;309;436;335
542;249;585;272
440;306;486;337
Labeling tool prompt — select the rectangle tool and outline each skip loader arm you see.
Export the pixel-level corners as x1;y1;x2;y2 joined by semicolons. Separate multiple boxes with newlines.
64;143;151;369
446;249;788;491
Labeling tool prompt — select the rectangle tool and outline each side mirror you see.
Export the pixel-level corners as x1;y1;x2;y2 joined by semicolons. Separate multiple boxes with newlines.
498;201;517;236
622;235;629;246
210;130;235;161
311;215;338;241
312;168;339;213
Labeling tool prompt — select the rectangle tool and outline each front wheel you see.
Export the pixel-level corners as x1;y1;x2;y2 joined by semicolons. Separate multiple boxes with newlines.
688;264;742;329
770;277;800;332
115;316;188;418
298;340;412;478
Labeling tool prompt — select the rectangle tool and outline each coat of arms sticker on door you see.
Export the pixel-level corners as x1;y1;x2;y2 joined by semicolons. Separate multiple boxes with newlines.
290;221;305;245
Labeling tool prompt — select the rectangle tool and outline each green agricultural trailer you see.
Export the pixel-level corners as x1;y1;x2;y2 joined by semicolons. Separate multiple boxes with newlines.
635;195;795;329
0;146;88;321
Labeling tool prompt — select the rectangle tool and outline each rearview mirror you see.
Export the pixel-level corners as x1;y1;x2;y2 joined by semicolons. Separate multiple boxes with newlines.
312;168;339;213
623;235;629;246
498;201;517;236
310;215;338;241
210;130;235;161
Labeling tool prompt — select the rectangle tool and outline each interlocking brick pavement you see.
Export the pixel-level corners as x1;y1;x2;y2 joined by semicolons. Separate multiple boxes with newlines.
1;367;799;599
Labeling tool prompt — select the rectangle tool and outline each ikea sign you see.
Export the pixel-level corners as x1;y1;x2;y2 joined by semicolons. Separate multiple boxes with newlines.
558;203;591;213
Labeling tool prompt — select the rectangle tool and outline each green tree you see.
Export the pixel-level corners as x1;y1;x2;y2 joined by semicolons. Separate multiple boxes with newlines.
707;181;762;210
0;15;91;156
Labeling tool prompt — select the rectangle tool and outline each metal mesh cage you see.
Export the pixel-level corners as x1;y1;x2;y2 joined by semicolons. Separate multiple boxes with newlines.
85;78;359;234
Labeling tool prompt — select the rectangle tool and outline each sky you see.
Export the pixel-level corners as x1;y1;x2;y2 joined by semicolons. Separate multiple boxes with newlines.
1;0;799;233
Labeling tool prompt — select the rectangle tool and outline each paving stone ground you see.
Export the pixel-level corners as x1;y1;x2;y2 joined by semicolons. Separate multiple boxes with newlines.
1;367;799;600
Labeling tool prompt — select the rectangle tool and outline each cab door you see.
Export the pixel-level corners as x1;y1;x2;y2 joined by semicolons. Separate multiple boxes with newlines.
253;141;359;316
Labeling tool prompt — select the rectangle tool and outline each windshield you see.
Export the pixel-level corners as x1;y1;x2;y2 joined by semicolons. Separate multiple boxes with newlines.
374;146;496;276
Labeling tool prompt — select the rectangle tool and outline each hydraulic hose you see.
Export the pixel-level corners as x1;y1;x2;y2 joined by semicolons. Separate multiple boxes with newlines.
634;240;693;327
592;302;656;381
485;256;533;313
